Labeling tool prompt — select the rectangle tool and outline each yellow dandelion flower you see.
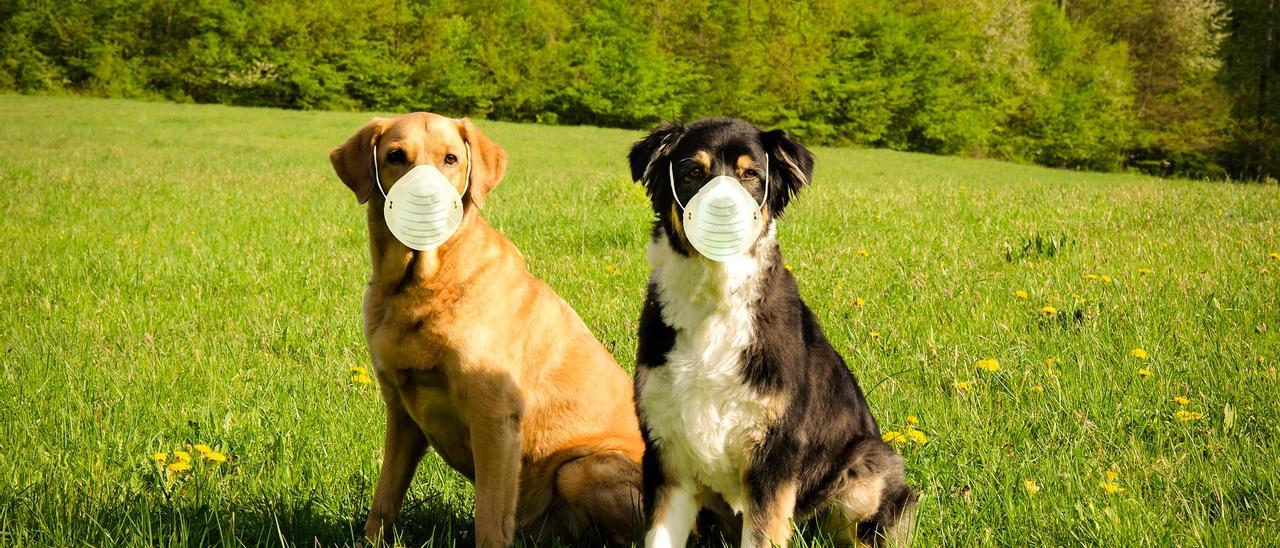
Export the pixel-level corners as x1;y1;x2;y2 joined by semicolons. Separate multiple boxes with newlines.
1100;471;1124;495
869;331;881;341
194;444;212;455
1172;396;1190;406
1175;410;1204;422
353;373;372;385
1044;358;1055;367
882;431;908;446
167;461;191;473
1131;348;1149;360
854;297;865;307
1024;480;1041;496
151;452;167;463
785;264;793;272
1138;268;1153;275
1138;367;1153;379
906;415;919;425
1041;305;1058;315
1100;275;1112;284
953;380;974;392
856;248;870;257
1031;384;1044;393
605;264;618;274
1015;290;1028;299
905;428;928;444
1084;273;1100;281
203;451;228;463
349;365;366;375
173;450;191;462
1099;481;1125;495
1269;252;1280;260
977;358;1000;372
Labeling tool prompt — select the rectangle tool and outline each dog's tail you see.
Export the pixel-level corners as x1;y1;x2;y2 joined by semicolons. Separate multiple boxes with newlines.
516;436;643;526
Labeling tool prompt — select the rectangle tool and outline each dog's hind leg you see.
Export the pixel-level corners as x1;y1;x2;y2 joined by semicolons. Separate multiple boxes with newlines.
364;403;429;544
552;450;643;545
821;439;917;547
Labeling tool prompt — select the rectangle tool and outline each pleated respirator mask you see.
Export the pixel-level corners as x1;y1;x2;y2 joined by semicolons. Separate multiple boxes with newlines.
668;154;769;261
372;142;471;251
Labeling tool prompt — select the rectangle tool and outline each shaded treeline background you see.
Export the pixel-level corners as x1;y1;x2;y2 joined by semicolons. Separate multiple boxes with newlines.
1;0;1275;178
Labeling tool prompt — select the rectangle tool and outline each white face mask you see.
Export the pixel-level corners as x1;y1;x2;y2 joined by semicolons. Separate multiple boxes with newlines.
372;142;471;251
668;154;769;261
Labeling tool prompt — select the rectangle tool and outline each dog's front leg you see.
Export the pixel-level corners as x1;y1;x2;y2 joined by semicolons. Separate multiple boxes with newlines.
470;400;523;547
364;401;429;543
644;480;701;548
741;482;798;548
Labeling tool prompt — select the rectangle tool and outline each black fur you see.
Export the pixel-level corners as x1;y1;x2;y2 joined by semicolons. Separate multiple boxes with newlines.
634;288;675;521
629;118;915;543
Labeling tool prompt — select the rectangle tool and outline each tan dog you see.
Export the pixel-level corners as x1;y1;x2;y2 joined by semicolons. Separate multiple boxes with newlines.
329;113;644;546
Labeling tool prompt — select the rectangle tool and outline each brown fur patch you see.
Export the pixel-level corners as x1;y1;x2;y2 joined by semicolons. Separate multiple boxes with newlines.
749;482;798;547
736;154;760;177
693;150;712;170
669;202;702;259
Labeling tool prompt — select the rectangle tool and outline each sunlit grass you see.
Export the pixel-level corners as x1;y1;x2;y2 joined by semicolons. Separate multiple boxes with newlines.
1;95;1278;546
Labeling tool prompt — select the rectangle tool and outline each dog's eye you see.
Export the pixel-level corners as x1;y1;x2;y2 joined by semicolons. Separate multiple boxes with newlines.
386;149;407;165
443;153;458;166
743;169;759;179
689;166;705;178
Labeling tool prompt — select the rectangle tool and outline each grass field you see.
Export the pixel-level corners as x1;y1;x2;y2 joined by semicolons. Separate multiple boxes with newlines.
1;94;1278;546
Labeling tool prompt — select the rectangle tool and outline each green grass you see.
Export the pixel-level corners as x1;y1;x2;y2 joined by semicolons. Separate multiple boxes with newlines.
1;94;1278;546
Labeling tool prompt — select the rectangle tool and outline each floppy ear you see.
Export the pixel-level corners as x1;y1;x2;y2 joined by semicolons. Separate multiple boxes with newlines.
761;128;814;217
628;121;686;195
458;118;508;209
329;118;389;204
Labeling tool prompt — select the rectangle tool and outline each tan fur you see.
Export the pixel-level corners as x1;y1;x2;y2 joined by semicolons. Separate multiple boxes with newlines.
693;150;712;170
746;482;797;547
735;154;757;177
669;202;702;259
330;113;644;547
822;470;915;548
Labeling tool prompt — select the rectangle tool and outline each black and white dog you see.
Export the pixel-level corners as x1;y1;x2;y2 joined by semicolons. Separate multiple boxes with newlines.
628;118;916;547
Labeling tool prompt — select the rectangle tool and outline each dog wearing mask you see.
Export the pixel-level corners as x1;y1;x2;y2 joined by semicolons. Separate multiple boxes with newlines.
329;113;644;546
627;118;917;547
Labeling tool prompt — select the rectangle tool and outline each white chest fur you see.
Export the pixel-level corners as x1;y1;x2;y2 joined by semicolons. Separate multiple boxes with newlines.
638;231;777;511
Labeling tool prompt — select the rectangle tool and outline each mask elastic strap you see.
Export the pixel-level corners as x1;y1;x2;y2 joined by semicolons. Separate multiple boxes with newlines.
761;152;770;212
461;141;472;200
370;141;473;200
667;160;688;211
667;152;769;213
372;143;388;199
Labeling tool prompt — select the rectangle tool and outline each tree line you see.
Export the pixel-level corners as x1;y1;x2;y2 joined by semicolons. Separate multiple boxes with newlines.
2;0;1275;179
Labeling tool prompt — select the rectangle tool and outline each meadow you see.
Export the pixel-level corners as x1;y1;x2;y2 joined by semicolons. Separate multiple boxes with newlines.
1;94;1278;546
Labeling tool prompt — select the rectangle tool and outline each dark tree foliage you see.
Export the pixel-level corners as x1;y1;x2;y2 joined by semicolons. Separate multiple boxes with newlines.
1219;0;1280;179
0;0;1271;178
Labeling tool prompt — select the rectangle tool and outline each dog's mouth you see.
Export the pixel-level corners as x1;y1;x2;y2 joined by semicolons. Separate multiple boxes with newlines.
663;199;774;259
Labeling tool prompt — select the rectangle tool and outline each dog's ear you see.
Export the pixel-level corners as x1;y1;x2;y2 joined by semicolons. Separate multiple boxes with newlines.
628;122;685;195
458;118;508;209
329;118;389;204
761;128;814;217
